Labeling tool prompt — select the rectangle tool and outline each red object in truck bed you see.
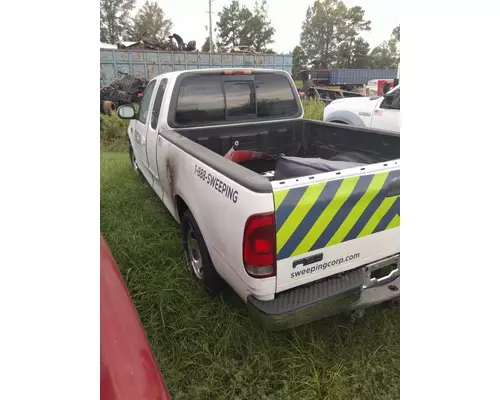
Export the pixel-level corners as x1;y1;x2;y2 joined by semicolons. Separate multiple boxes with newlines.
377;79;395;95
100;235;171;400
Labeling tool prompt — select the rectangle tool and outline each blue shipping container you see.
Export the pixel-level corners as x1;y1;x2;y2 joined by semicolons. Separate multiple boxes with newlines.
329;69;398;85
100;49;294;85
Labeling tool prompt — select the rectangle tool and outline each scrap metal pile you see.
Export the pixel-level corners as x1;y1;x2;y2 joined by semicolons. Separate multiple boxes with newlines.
100;73;148;114
117;33;197;52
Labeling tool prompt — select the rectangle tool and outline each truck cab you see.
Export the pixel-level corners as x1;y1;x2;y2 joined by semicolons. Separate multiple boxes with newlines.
323;85;400;133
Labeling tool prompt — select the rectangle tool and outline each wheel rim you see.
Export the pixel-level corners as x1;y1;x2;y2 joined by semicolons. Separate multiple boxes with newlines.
186;225;203;279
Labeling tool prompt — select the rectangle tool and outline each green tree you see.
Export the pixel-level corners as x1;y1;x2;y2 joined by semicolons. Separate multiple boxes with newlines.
388;25;400;62
350;38;371;68
369;41;398;69
370;25;400;69
216;0;252;50
337;37;371;68
216;0;275;51
392;25;400;42
126;1;172;43
245;1;275;51
201;36;216;52
336;5;371;67
300;0;347;68
292;45;308;79
100;0;136;44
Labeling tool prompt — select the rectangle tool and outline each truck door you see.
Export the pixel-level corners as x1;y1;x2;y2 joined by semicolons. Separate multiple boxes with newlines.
147;78;168;184
370;86;400;132
131;79;157;180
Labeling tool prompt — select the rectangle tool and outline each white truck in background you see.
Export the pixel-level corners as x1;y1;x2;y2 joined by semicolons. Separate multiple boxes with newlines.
117;68;401;330
323;85;400;133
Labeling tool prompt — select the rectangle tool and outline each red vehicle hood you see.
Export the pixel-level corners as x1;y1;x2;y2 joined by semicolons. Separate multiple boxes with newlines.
100;235;171;400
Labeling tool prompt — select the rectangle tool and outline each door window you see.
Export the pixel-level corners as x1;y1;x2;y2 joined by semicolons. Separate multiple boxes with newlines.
380;87;400;110
175;75;225;125
224;80;256;118
150;78;168;130
138;80;157;124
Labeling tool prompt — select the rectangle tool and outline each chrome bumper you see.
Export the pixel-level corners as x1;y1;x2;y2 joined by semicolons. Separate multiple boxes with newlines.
247;255;400;331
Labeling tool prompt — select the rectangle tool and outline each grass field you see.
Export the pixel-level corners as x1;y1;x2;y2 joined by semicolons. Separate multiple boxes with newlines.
100;101;399;400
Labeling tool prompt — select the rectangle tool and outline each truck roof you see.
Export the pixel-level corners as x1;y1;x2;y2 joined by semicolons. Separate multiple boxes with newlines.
148;68;287;81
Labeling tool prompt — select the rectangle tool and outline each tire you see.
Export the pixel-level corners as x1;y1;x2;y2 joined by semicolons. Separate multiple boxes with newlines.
129;143;140;172
129;143;147;183
181;210;224;296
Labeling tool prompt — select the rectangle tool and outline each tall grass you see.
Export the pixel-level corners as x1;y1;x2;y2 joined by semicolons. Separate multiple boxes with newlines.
100;151;400;399
302;98;325;121
100;112;130;151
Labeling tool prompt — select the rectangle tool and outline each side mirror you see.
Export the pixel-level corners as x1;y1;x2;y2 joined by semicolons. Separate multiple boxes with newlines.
117;105;136;119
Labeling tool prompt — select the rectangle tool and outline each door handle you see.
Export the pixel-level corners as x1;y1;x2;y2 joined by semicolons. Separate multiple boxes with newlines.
293;253;323;269
386;177;400;197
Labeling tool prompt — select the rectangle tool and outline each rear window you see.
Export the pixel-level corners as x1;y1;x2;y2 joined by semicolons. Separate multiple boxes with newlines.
175;75;225;125
255;74;299;118
224;81;256;118
174;73;298;126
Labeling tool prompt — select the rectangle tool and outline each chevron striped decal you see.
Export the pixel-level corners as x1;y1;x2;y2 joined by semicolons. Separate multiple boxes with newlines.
274;170;400;260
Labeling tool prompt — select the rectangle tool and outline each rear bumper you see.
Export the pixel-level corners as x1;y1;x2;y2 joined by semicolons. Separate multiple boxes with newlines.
247;255;400;331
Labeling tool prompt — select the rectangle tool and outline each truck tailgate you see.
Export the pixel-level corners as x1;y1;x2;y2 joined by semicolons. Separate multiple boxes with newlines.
273;166;400;293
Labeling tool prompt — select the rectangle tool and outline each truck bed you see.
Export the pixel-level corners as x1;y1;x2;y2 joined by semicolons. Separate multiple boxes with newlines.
163;119;399;191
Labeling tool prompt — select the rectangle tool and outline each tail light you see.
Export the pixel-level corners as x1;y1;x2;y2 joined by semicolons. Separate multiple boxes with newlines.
243;212;276;278
223;70;253;75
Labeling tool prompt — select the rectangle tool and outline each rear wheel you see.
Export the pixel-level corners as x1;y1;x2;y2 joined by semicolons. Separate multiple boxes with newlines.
181;210;224;296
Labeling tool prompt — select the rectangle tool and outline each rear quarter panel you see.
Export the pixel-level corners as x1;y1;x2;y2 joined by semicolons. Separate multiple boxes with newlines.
157;135;277;301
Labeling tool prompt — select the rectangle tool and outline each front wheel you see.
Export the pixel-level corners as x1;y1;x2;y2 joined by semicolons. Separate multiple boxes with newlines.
129;143;147;183
129;144;139;172
181;210;224;296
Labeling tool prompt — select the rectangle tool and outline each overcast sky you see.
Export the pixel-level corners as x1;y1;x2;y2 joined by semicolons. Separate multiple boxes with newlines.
134;0;399;53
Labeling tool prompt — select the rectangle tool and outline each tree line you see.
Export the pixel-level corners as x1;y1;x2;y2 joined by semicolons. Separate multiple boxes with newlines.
100;0;400;76
295;0;399;77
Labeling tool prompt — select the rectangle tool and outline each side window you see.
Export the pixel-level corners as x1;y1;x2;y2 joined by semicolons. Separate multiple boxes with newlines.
255;74;299;117
138;80;157;124
223;80;256;118
381;87;400;110
175;75;225;125
150;78;168;130
391;89;400;110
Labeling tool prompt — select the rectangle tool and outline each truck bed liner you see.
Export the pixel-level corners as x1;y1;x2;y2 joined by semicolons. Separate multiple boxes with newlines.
164;119;399;190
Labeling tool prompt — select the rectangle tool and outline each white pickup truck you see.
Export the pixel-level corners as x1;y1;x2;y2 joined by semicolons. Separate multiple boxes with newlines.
117;68;400;330
323;85;400;133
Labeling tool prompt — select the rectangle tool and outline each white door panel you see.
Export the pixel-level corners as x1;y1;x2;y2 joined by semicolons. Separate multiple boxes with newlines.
134;80;157;174
370;87;400;132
